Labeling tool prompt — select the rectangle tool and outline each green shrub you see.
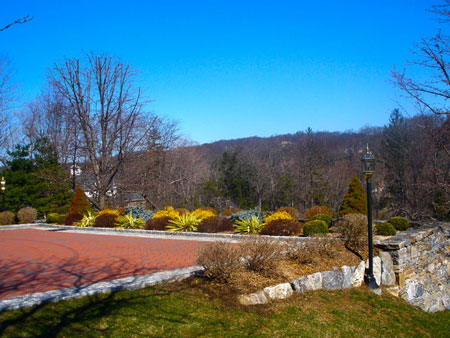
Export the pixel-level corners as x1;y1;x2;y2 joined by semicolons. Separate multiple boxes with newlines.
117;214;146;229
303;220;328;236
339;175;367;216
233;215;265;234
57;214;66;224
0;211;15;225
46;213;60;223
260;218;300;236
166;213;200;232
375;222;396;236
311;214;332;227
18;207;37;224
197;216;234;233
388;217;410;231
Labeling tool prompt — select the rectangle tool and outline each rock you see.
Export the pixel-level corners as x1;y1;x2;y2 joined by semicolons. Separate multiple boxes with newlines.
352;261;365;287
385;286;399;297
322;268;344;290
341;266;353;289
379;252;396;286
366;256;381;286
238;291;268;305
370;288;382;296
263;283;293;300
291;272;322;293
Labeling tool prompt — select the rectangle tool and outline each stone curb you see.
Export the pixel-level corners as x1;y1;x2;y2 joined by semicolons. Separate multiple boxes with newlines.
0;265;205;312
1;223;323;243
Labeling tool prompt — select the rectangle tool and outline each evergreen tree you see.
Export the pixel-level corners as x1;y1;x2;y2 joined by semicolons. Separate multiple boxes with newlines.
67;185;91;216
339;175;367;216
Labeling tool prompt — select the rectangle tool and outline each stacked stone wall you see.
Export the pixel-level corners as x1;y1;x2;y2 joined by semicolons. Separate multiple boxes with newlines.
375;222;450;312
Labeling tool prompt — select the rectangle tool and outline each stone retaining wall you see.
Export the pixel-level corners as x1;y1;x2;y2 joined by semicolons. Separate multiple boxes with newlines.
375;222;450;312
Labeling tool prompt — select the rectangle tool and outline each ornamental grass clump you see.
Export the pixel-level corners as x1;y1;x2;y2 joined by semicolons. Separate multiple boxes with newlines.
240;237;279;275
233;215;265;234
336;213;368;250
166;213;201;232
77;211;96;228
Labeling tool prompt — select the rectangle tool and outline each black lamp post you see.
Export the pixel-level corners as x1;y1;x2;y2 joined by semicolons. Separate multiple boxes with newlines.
361;145;379;289
1;176;5;211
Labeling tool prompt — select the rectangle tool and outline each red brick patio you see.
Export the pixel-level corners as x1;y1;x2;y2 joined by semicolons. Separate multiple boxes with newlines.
0;228;211;300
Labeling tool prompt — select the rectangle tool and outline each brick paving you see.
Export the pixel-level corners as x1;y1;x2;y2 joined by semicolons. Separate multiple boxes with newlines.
0;228;211;300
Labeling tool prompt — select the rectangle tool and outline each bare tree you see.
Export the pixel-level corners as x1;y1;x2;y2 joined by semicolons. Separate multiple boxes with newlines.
49;53;161;209
0;16;32;32
0;57;15;154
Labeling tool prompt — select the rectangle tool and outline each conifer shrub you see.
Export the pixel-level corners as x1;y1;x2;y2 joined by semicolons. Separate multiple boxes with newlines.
230;207;263;223
339;175;367;216
152;206;180;220
0;211;15;225
125;205;153;221
336;213;368;249
222;207;240;217
18;207;37;224
311;213;332;227
388;216;410;231
375;222;397;236
46;213;60;223
304;205;333;219
191;208;217;221
65;186;91;225
276;207;300;220
303;220;328;236
197;216;234;233
145;216;172;230
260;218;300;236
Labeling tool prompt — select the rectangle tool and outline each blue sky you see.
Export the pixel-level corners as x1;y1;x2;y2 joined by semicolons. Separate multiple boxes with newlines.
0;0;442;144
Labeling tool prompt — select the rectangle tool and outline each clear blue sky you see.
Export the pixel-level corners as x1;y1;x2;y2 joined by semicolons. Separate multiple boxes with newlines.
0;0;442;144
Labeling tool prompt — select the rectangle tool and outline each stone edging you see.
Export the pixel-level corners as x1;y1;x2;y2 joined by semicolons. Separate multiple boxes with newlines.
238;254;397;305
0;265;205;312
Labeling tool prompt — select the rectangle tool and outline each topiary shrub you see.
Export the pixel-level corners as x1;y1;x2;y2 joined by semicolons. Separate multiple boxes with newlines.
197;216;234;233
65;186;91;225
388;216;410;231
336;213;368;250
145;216;172;230
0;211;15;225
46;213;60;223
276;207;300;220
125;205;154;221
304;205;333;219
375;222;396;236
339;175;367;216
311;214;332;227
260;218;300;236
18;207;37;224
303;220;328;236
93;210;118;228
222;207;240;217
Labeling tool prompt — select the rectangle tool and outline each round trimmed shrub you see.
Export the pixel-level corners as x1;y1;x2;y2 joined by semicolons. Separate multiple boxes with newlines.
375;222;396;236
305;205;333;219
0;211;15;225
311;214;332;227
46;213;60;223
93;212;118;228
260;218;300;236
146;216;172;230
303;220;328;236
18;207;37;224
388;217;410;231
197;216;234;233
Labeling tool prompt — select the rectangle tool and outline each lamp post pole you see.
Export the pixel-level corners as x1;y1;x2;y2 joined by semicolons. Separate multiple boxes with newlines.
361;145;379;289
1;176;5;212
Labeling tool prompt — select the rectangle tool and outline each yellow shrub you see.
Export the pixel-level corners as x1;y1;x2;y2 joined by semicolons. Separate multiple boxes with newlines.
152;206;181;220
191;208;216;221
265;211;294;224
98;208;120;217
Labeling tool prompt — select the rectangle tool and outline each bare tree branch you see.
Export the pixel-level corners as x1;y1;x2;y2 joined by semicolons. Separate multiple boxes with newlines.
0;15;33;32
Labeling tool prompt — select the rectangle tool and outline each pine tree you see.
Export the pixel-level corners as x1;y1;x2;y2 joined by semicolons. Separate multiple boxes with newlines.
339;175;367;216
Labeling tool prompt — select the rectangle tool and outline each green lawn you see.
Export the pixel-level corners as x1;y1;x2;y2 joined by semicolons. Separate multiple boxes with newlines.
0;280;449;337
